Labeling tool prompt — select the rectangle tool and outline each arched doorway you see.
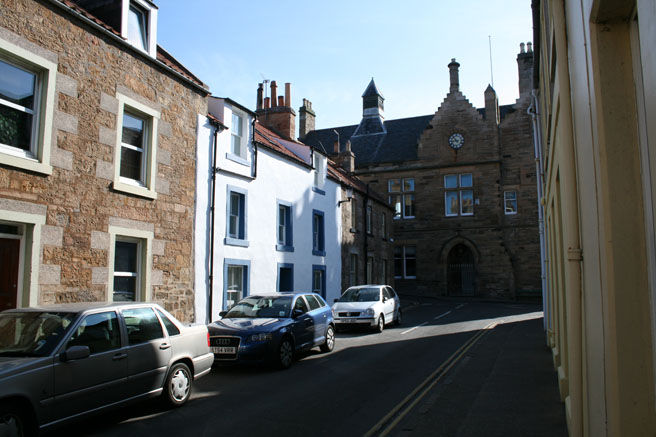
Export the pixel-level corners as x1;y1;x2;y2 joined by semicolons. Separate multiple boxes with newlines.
447;244;475;296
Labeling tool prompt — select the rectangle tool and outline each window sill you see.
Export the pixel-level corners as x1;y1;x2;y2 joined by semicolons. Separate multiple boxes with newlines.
312;249;326;257
113;180;157;200
225;237;249;247
312;186;325;196
276;244;294;252
226;152;250;166
0;153;52;176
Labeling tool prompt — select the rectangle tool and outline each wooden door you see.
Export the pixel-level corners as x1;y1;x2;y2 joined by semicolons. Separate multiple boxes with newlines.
0;238;20;310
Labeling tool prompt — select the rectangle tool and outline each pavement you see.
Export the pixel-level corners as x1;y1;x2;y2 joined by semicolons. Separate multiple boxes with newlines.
391;297;568;437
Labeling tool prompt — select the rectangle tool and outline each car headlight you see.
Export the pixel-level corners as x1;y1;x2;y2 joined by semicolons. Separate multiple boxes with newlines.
364;308;375;316
249;333;273;342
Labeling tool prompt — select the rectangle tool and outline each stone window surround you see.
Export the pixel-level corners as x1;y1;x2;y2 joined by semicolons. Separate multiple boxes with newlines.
113;92;159;200
121;0;158;58
444;173;474;217
0;36;56;176
0;206;46;307
108;225;153;303
394;245;417;279
349;253;358;286
388;178;415;219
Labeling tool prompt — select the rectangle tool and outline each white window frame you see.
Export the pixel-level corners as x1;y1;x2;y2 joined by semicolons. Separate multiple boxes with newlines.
108;225;153;303
112;237;142;302
121;0;158;58
313;152;326;189
113;93;159;200
0;37;56;175
388;178;415;219
445;173;474;217
504;191;518;215
231;111;244;158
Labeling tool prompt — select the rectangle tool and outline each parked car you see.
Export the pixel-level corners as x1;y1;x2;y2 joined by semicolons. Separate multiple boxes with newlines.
0;302;213;436
208;292;335;369
332;285;401;332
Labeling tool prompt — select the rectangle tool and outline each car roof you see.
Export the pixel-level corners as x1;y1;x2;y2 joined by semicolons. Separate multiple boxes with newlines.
2;301;163;314
248;292;321;299
345;285;387;290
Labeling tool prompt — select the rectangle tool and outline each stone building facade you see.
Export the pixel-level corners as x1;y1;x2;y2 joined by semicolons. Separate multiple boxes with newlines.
0;0;208;321
303;47;540;299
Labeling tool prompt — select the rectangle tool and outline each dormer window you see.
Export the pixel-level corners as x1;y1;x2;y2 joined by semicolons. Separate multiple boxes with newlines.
127;3;148;52
121;0;158;57
312;151;326;195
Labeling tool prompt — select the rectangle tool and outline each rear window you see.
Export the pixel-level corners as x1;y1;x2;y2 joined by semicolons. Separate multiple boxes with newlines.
156;309;180;336
314;295;327;307
305;295;321;311
123;307;164;344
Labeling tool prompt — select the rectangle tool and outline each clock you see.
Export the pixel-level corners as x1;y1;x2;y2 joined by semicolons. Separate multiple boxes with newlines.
448;133;464;150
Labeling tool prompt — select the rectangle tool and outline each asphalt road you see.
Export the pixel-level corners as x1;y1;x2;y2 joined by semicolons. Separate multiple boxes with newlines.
52;299;549;437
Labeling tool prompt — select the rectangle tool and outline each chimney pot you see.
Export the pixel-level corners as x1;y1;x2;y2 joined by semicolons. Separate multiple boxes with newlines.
271;81;278;107
257;83;263;110
520;42;526;53
278;96;285;106
334;140;339;154
448;58;460;94
285;83;291;107
264;97;270;109
527;42;533;52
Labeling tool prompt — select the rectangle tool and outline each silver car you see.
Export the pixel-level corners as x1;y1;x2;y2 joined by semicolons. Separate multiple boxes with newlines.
0;302;213;436
332;285;402;332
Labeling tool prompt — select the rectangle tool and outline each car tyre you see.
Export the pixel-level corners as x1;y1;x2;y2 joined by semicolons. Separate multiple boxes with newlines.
395;309;402;326
376;315;385;333
163;362;192;407
277;337;294;369
320;325;335;353
0;402;36;437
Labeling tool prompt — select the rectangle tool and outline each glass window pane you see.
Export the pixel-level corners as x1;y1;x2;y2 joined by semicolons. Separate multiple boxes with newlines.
0;60;35;108
115;240;138;272
231;134;241;156
404;194;415;217
444;175;458;189
123;307;164;344
121;113;144;147
113;277;136;301
232;113;242;136
0;105;33;151
405;258;417;277
67;312;120;354
120;147;143;181
156;309;180;336
460;173;473;187
405;246;416;257
127;5;148;51
403;178;415;192
389;195;401;218
461;190;474;214
306;294;321;310
388;179;401;193
445;191;458;215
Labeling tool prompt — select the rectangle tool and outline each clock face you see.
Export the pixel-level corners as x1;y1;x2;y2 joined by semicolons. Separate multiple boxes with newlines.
449;133;464;149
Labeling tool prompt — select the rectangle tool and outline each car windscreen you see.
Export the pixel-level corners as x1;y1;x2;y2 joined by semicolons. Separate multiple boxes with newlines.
338;288;380;302
0;311;77;357
224;296;293;319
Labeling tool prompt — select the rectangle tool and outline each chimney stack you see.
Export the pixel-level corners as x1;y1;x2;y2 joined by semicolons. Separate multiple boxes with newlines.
256;80;296;140
448;58;460;94
336;140;355;174
517;42;534;99
299;98;316;140
484;85;499;125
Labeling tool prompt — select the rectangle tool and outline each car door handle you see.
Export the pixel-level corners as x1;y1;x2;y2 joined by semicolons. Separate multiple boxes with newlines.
159;343;171;350
112;353;127;361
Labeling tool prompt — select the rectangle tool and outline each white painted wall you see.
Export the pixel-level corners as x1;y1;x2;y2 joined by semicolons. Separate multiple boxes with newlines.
195;107;342;323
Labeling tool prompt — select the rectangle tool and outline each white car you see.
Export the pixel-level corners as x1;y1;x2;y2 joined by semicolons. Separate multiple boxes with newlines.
332;285;401;332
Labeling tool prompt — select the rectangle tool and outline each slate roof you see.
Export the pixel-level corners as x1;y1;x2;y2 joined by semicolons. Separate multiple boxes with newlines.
303;115;434;166
362;78;384;98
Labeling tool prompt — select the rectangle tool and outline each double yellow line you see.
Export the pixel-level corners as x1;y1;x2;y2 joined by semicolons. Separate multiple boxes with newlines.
364;321;501;437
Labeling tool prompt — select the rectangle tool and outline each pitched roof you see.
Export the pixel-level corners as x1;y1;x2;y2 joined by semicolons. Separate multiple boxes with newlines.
303;115;434;166
362;78;384;98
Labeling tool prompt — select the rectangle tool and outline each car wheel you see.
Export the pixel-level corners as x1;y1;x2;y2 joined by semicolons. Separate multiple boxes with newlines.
320;325;335;353
395;309;402;326
163;363;192;407
0;402;35;437
278;337;294;369
376;315;385;333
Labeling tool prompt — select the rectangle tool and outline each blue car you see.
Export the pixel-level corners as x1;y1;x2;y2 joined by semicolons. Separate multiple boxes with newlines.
208;293;335;369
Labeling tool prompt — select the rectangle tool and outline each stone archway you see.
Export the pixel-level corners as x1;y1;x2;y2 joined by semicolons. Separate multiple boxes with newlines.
440;236;479;296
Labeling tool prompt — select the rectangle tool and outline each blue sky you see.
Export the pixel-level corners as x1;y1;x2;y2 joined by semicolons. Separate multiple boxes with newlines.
158;0;533;132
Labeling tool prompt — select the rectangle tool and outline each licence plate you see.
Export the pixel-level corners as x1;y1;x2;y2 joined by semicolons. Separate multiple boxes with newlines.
211;346;236;354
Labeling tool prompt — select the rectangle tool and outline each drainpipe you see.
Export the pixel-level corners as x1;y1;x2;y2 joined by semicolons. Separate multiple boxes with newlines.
528;90;549;332
363;184;369;283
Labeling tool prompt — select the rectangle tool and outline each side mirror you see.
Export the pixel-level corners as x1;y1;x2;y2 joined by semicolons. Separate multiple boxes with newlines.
382;296;387;303
61;345;90;362
292;308;304;318
218;311;227;318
